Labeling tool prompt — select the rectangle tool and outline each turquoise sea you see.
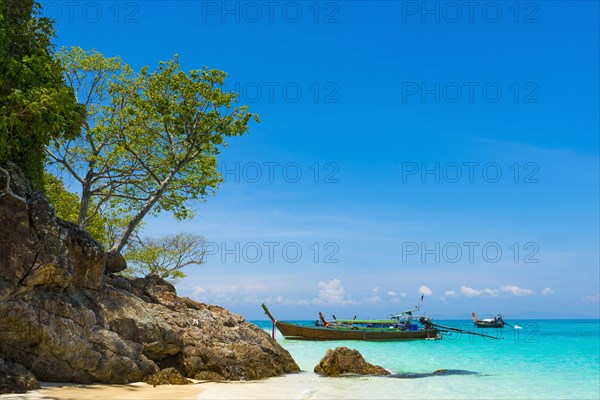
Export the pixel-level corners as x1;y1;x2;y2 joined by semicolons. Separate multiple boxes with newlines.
250;320;600;399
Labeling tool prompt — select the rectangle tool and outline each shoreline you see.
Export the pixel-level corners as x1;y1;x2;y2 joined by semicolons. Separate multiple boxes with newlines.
0;373;366;400
2;319;600;400
2;366;600;400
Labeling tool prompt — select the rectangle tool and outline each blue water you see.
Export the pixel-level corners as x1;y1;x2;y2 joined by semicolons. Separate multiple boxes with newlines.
251;319;600;399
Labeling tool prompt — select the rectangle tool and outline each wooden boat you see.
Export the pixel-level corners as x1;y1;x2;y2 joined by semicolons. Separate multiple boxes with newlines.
261;304;440;341
472;312;505;328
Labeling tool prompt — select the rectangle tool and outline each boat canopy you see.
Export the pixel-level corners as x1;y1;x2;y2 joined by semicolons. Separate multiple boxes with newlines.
334;319;400;324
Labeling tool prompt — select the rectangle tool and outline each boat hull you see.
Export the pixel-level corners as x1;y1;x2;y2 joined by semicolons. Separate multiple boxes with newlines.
474;322;504;328
275;321;439;341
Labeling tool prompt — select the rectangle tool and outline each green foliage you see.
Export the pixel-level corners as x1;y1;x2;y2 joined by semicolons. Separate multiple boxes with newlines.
122;233;206;282
125;58;257;220
44;173;79;221
0;0;83;188
48;47;133;230
43;172;108;244
47;47;259;252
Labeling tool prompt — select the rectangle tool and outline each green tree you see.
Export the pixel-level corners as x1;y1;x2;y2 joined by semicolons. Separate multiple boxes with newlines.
0;0;82;188
122;233;206;281
47;47;258;253
43;172;108;243
46;47;134;229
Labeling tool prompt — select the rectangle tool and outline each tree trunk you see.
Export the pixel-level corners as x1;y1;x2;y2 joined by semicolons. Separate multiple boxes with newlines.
77;186;91;229
77;163;96;229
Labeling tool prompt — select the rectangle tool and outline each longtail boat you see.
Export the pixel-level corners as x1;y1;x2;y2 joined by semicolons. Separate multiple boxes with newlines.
261;304;440;341
472;312;508;328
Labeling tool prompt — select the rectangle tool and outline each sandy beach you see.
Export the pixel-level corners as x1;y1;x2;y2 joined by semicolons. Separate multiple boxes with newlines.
0;374;385;400
0;372;554;400
0;374;399;400
0;381;205;400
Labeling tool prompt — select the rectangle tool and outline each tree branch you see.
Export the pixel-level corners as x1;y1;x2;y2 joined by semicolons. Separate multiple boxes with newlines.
0;167;27;203
45;149;84;184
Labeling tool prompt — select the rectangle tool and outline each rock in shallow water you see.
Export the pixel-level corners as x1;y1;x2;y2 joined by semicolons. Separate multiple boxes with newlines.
0;163;300;392
314;347;390;377
391;369;480;379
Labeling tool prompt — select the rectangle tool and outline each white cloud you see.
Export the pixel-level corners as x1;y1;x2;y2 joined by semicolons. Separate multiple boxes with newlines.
460;285;498;297
275;295;310;306
313;278;355;305
418;285;433;296
193;279;457;309
442;285;550;299
278;279;387;306
501;285;535;296
460;285;481;297
316;279;344;304
190;283;274;305
363;296;382;305
582;293;600;304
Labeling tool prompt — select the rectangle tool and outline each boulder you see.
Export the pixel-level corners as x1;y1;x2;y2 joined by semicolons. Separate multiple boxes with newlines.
194;371;227;382
143;368;192;386
0;163;299;392
105;251;127;273
0;357;40;394
314;347;390;377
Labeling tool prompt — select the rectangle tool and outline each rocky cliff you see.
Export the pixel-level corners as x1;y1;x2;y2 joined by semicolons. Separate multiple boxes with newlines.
0;163;299;390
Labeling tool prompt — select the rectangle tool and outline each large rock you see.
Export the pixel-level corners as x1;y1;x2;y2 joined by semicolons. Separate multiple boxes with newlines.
99;276;299;381
0;163;299;392
105;250;127;273
314;347;390;377
0;169;106;294
0;357;40;394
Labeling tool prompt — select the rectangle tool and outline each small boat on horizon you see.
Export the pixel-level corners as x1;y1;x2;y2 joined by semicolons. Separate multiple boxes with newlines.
472;312;507;328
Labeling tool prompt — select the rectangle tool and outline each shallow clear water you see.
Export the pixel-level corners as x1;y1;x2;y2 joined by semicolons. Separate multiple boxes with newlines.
249;319;600;399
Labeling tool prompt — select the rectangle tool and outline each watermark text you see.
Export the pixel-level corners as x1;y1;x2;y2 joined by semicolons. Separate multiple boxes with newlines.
401;162;539;183
400;2;540;24
203;241;340;263
401;241;539;263
401;82;539;103
219;162;339;183
42;1;140;23
201;1;340;23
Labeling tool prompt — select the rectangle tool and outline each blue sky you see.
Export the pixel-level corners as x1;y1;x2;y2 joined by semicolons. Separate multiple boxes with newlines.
42;1;599;319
